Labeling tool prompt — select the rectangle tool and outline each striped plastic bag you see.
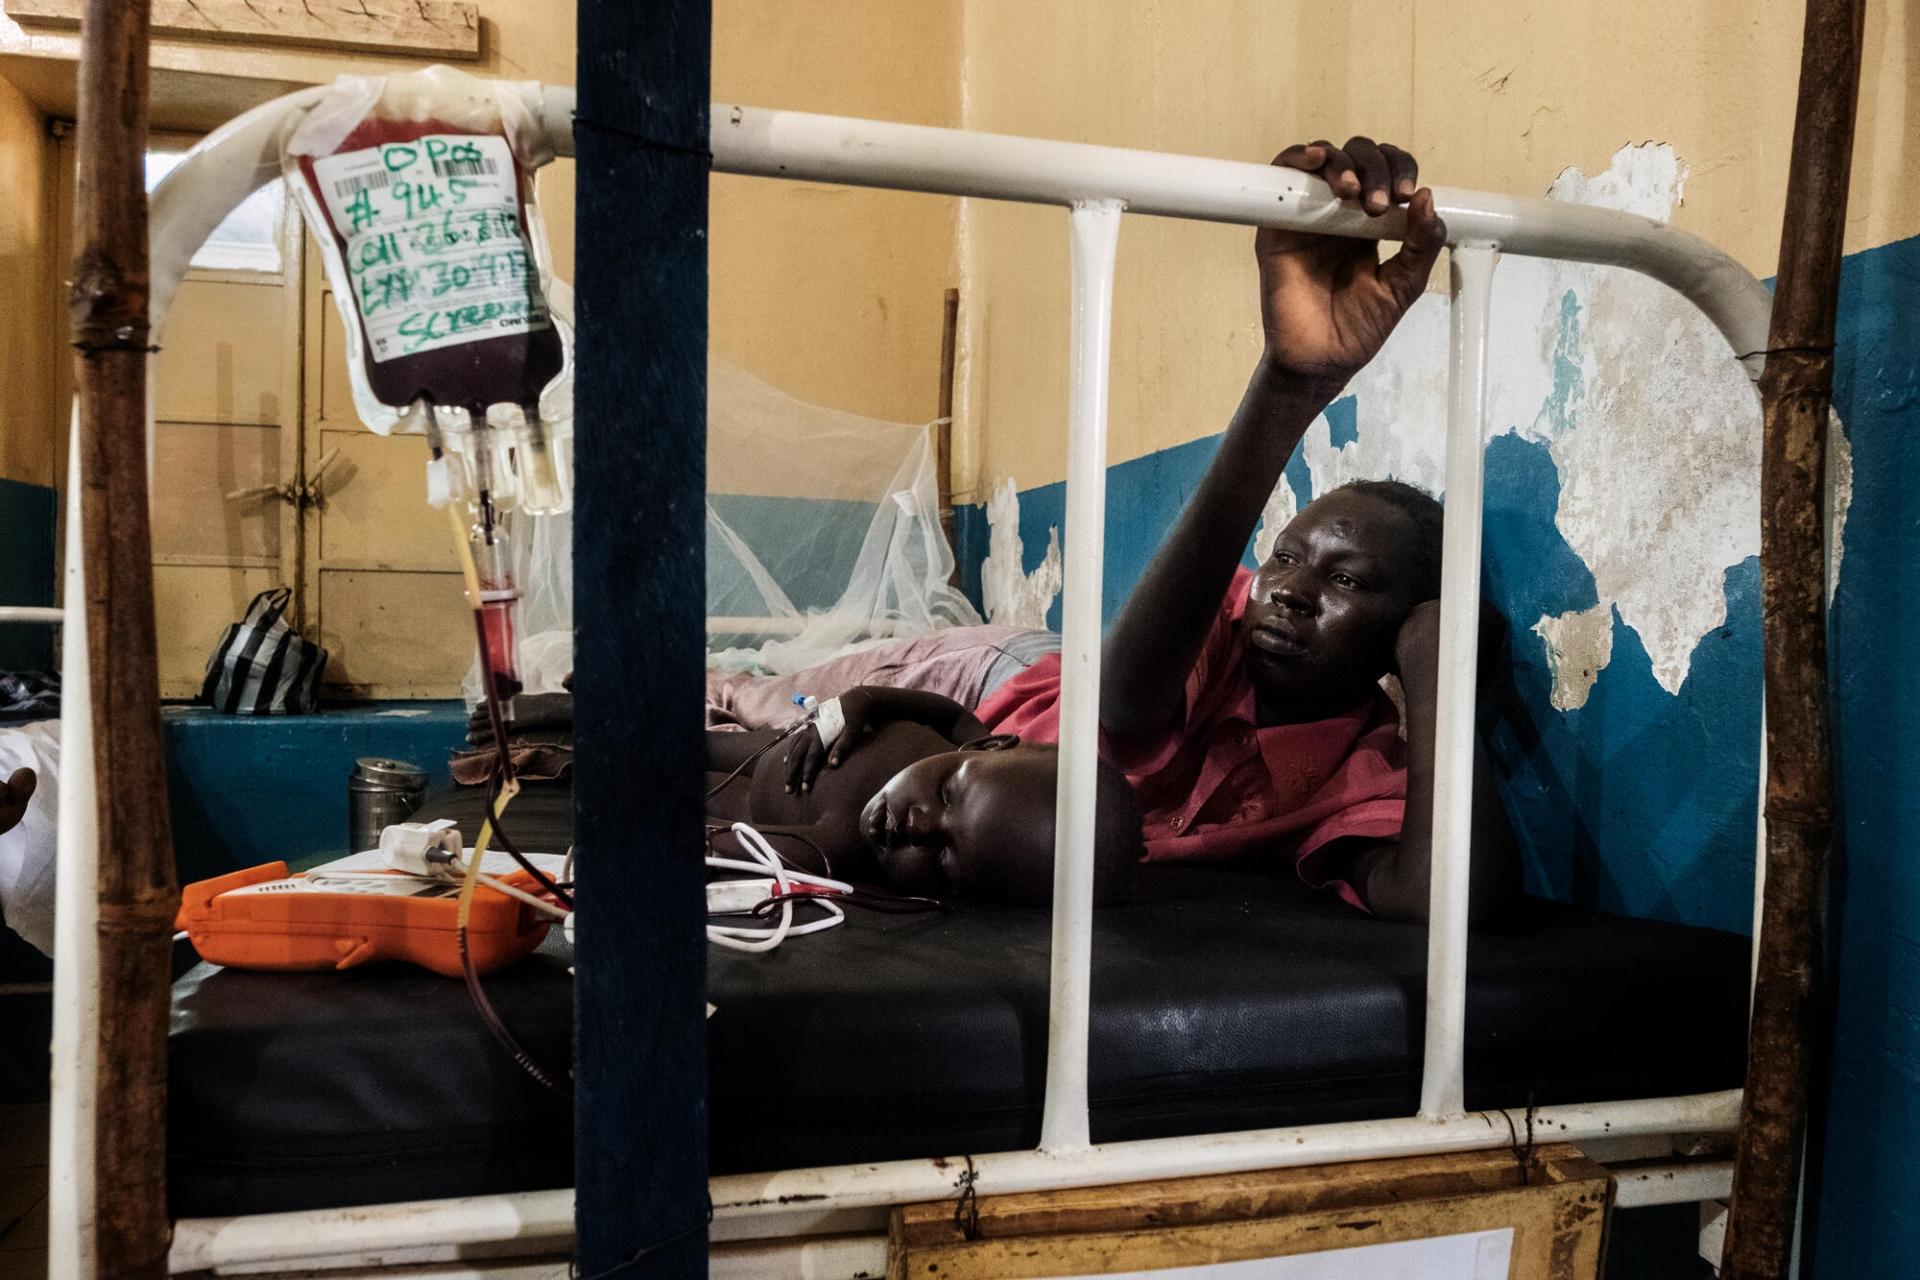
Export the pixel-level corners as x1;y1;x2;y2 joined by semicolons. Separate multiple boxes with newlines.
198;587;328;715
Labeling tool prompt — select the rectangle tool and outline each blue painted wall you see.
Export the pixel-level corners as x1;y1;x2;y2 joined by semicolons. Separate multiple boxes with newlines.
0;477;55;672
164;702;467;881
1802;231;1920;1279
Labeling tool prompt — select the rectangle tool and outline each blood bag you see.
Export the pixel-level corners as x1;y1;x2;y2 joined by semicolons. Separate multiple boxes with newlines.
282;66;572;516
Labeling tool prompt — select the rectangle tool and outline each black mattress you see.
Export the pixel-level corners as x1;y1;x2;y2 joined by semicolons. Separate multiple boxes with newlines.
168;780;1751;1217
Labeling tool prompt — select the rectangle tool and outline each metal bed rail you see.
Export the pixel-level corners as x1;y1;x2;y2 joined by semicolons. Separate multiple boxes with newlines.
53;85;1771;1276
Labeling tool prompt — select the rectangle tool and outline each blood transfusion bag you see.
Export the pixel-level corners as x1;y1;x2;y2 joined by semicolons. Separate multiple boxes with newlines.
284;67;575;698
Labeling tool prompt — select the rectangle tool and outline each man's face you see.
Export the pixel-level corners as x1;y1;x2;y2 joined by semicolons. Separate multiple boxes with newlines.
858;744;1060;905
1240;489;1425;718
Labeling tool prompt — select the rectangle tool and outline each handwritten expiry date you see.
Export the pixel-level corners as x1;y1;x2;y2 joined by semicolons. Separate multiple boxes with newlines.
312;133;551;362
357;248;536;318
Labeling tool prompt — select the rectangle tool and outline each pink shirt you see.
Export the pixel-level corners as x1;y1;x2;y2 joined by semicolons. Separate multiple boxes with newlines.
976;568;1407;910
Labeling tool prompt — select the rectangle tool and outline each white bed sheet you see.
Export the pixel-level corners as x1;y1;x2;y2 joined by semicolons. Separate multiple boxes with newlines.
0;717;59;956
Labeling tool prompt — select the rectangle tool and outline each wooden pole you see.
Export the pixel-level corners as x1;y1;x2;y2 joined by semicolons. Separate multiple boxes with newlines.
937;286;961;585
937;286;959;512
70;1;175;1276
1722;0;1865;1275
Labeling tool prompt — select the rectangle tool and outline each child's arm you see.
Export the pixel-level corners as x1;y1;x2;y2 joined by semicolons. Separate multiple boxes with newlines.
1101;140;1446;744
794;686;988;789
1348;601;1523;927
707;727;791;774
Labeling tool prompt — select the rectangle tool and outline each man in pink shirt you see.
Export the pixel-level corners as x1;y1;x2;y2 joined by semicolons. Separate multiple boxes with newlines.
984;136;1519;926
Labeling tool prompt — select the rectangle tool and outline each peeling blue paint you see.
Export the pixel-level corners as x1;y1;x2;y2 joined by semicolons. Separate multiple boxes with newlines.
980;432;1237;633
1324;395;1360;450
1480;431;1760;934
1281;446;1314;514
1539;288;1586;438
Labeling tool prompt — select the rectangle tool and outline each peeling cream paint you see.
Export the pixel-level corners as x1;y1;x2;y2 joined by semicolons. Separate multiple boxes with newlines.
1261;141;1848;708
1828;410;1852;604
1533;603;1616;711
981;476;1063;626
1251;469;1298;561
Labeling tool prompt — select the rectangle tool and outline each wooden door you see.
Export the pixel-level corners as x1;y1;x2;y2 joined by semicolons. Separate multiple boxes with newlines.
301;235;470;698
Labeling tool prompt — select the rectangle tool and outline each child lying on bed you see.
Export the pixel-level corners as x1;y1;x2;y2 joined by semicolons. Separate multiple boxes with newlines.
704;686;1139;908
469;683;1140;906
977;137;1521;927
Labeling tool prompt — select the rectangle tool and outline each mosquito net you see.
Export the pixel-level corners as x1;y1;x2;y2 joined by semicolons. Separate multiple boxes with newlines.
467;283;980;704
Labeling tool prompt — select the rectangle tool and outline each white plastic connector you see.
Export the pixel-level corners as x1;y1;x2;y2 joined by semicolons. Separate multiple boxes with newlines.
707;878;778;915
380;819;464;876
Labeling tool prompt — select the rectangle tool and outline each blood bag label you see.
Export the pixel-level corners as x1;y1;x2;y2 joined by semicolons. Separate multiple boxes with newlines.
311;134;551;362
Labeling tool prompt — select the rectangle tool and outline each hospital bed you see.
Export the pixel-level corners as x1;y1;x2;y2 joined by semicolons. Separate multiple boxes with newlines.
166;778;1749;1225
43;73;1776;1278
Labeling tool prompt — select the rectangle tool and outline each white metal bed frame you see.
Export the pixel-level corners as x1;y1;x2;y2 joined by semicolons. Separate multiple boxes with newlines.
28;81;1771;1278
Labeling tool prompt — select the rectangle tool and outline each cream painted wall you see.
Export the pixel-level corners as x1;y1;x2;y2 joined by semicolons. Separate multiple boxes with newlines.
955;0;1920;493
0;71;56;487
711;1;962;424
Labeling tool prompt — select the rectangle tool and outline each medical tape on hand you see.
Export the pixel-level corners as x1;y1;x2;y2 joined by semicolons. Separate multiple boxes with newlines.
813;697;847;751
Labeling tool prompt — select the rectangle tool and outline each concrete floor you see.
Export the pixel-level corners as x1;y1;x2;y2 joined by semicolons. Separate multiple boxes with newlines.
0;1103;46;1280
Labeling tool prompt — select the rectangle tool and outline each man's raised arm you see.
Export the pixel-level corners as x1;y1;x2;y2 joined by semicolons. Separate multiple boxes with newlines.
1100;138;1446;744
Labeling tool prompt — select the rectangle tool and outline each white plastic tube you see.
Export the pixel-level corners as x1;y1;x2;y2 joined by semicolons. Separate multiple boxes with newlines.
1038;201;1123;1154
0;607;62;625
1418;246;1500;1122
48;411;98;1280
169;1187;577;1275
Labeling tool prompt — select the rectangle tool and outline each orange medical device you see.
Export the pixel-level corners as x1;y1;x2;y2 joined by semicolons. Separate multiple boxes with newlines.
176;862;552;978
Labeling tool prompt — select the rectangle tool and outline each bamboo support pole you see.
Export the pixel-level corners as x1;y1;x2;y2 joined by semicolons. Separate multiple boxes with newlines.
1721;0;1865;1275
936;285;959;513
936;287;961;586
70;1;175;1276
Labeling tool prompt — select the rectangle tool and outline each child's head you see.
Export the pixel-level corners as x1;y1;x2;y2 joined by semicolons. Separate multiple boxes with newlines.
1240;479;1442;715
861;739;1141;906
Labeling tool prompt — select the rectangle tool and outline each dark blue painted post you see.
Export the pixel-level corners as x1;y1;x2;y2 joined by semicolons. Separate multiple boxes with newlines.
572;2;710;1275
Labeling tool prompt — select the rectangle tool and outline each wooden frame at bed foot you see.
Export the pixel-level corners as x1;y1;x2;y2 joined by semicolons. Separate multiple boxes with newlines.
165;1092;1740;1274
888;1145;1611;1280
225;1151;1637;1280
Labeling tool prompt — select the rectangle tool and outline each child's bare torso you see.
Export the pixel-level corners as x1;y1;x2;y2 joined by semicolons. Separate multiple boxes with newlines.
706;719;957;879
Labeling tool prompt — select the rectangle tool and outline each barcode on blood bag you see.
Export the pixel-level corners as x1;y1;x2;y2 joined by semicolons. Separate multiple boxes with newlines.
432;157;501;178
333;171;393;198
